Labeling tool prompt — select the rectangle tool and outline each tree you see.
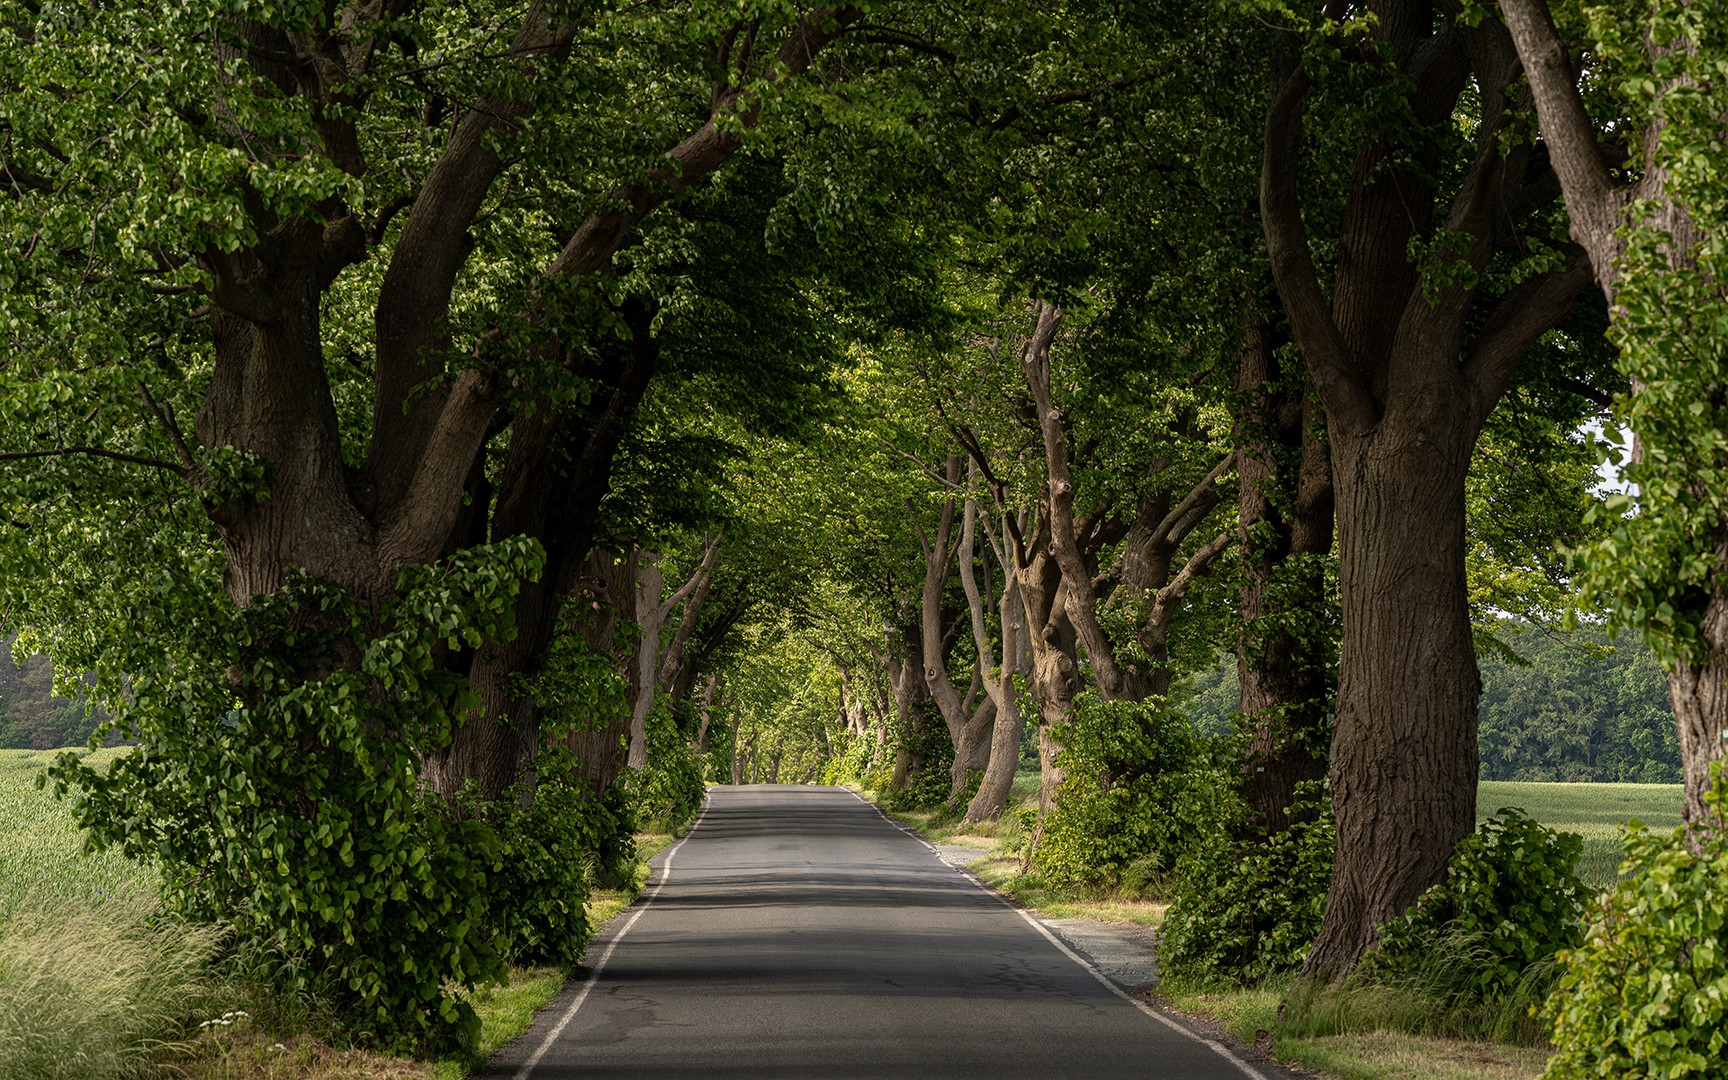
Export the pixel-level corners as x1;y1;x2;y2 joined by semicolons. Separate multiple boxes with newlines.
1260;0;1600;977
1502;0;1728;839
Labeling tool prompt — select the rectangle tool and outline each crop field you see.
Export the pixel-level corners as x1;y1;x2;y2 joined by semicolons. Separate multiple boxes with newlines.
1478;779;1684;889
0;747;155;920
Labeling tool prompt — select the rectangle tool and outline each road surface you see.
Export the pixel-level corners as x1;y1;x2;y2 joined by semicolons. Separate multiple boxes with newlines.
480;784;1276;1079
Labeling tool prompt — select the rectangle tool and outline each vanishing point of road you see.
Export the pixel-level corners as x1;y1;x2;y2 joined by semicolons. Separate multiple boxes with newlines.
478;784;1283;1079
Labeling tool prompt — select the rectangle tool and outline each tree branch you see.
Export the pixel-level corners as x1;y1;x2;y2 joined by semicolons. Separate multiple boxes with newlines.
1260;65;1376;434
376;366;502;565
1499;0;1624;270
0;446;184;473
1461;243;1594;404
1150;530;1236;632
546;6;861;280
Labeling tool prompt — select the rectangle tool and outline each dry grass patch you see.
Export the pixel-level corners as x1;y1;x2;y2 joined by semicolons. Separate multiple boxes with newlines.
1278;1032;1547;1080
968;857;1167;926
173;1032;434;1080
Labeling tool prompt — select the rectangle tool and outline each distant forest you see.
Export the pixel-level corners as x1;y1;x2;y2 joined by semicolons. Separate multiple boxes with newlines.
1178;622;1681;784
0;634;110;750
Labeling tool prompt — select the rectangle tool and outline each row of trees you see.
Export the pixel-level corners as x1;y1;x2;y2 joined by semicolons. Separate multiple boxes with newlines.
2;0;1724;1052
1179;625;1681;784
0;635;108;750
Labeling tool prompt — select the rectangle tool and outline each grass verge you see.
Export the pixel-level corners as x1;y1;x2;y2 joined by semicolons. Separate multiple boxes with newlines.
874;776;1557;1080
3;750;698;1080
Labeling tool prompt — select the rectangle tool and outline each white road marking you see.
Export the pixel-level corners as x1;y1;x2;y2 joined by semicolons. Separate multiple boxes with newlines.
844;787;1270;1080
511;790;713;1080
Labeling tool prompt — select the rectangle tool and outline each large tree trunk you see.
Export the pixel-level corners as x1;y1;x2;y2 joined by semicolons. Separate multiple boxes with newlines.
1233;311;1335;832
198;8;859;812
1300;409;1482;976
558;550;637;799
886;616;934;793
1261;4;1594;977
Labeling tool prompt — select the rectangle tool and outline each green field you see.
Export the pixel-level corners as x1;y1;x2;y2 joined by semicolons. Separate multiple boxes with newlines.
1478;779;1683;888
0;747;155;919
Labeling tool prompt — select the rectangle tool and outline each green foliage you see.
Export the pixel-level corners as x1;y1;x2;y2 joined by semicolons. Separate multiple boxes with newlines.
1159;783;1334;984
634;707;706;834
823;730;880;788
1372;809;1585;1001
1566;0;1728;668
1541;768;1728;1079
468;769;611;972
885;709;955;812
43;538;546;1051
0;641;111;751
1477;620;1680;782
1028;694;1204;887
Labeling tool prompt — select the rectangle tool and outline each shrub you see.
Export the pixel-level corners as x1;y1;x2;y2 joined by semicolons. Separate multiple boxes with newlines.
823;730;876;787
1028;693;1204;888
46;541;546;1051
1158;781;1333;983
885;709;954;812
634;707;706;833
476;765;633;970
1371;807;1585;1002
1541;769;1728;1080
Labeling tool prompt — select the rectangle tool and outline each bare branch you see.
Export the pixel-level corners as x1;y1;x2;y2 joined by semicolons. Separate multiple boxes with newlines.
0;446;184;473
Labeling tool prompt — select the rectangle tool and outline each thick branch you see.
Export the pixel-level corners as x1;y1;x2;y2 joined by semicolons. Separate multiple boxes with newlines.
656;534;723;692
546;6;860;280
1261;67;1377;434
1148;452;1235;552
1499;0;1624;277
376;367;502;565
1150;530;1236;633
1461;244;1594;404
369;2;577;509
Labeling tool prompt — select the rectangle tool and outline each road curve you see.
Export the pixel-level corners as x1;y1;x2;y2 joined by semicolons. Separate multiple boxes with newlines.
478;784;1270;1080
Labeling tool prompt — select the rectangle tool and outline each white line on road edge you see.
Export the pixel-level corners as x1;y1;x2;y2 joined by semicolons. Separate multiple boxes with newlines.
844;789;1269;1080
510;790;713;1080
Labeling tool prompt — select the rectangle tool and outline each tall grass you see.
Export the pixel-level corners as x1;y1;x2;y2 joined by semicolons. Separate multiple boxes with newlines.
0;889;228;1080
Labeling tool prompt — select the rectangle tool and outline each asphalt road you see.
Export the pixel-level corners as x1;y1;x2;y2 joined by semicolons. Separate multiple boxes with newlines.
480;784;1271;1080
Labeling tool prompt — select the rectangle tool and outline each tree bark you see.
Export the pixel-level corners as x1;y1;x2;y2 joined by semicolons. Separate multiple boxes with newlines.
625;538;722;768
1261;5;1594;977
1501;0;1727;842
558;550;636;799
1233;308;1335;832
186;6;862;814
962;500;1031;823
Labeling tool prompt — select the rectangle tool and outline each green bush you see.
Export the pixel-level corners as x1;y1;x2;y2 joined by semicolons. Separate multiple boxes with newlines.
1372;807;1585;1001
634;707;706;833
1028;694;1204;887
476;767;632;970
1541;769;1728;1079
823;730;876;787
885;710;954;811
1158;781;1333;983
46;541;546;1051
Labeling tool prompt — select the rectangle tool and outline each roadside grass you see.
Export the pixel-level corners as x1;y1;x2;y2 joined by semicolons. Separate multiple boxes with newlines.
879;766;1170;926
877;771;1691;1080
0;748;683;1080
